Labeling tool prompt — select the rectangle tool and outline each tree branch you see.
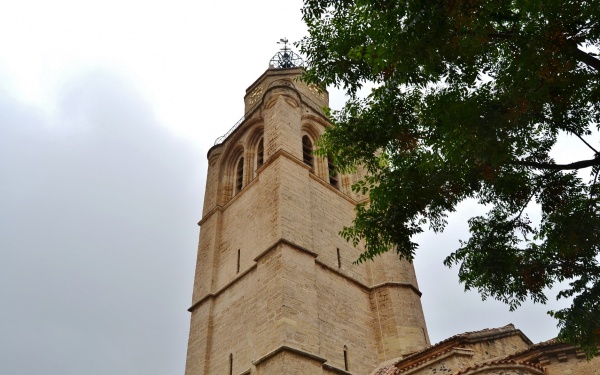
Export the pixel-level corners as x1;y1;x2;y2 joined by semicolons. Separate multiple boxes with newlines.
511;183;538;227
569;42;600;72
590;168;600;202
511;157;600;171
575;133;599;154
542;261;600;277
485;32;600;73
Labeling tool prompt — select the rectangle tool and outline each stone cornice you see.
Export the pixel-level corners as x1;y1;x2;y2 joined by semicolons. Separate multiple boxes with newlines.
315;259;423;297
197;205;222;226
372;282;423;297
200;148;311;226
189;237;424;313
188;263;257;312
252;345;327;366
245;67;304;95
315;258;370;291
253;238;318;263
198;167;264;226
504;339;589;364
200;137;359;227
323;362;354;375
309;172;357;205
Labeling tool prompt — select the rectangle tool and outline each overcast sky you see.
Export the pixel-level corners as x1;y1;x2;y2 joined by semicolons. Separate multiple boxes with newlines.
0;1;587;374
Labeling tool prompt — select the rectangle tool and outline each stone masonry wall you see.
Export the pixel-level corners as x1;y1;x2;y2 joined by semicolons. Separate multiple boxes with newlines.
185;68;430;375
544;353;600;374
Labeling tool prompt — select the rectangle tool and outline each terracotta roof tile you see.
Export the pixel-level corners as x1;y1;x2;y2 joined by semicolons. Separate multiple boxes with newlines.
370;324;532;375
372;363;397;375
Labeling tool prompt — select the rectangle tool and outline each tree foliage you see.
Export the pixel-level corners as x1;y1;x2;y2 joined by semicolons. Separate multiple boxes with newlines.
298;0;600;355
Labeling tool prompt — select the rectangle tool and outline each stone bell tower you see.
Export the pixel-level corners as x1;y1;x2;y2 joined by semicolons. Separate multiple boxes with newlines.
184;45;430;375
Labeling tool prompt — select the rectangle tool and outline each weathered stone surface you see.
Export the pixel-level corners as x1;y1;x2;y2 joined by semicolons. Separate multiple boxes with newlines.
184;68;429;375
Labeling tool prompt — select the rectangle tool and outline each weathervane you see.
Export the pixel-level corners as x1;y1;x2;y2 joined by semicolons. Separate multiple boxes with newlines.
269;37;304;69
278;37;290;50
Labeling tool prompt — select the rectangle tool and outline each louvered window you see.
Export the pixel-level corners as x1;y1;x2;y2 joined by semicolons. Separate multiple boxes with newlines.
302;136;313;169
236;157;244;193
328;155;339;189
257;138;264;168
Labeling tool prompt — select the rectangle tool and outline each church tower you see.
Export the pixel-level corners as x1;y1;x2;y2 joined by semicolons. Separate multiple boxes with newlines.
184;46;430;375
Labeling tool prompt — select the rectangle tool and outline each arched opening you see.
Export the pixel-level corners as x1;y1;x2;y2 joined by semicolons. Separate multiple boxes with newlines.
328;155;339;189
257;138;264;169
235;157;244;194
302;135;313;169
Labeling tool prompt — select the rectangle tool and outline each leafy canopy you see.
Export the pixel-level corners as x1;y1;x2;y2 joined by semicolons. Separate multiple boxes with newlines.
298;0;600;355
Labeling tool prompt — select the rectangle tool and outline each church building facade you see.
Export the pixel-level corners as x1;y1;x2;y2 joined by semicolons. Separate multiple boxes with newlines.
183;50;599;375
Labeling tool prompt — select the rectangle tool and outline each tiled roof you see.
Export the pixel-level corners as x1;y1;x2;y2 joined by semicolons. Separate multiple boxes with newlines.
370;324;532;375
502;338;559;359
372;363;396;375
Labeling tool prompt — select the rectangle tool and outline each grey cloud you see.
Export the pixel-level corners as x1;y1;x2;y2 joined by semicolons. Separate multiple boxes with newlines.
0;69;203;375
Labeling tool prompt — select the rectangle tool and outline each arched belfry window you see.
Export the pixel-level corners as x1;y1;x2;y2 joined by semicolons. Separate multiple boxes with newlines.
302;135;313;169
328;155;339;189
235;157;244;194
257;138;264;169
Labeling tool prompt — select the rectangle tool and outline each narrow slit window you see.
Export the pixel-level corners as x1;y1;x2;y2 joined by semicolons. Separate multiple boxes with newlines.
229;353;233;375
237;249;240;274
328;155;339;189
343;346;348;371
257;138;264;168
302;135;313;169
337;248;341;268
236;157;244;193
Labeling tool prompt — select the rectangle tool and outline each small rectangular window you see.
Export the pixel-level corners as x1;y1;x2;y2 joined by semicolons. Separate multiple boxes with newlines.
343;346;348;371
